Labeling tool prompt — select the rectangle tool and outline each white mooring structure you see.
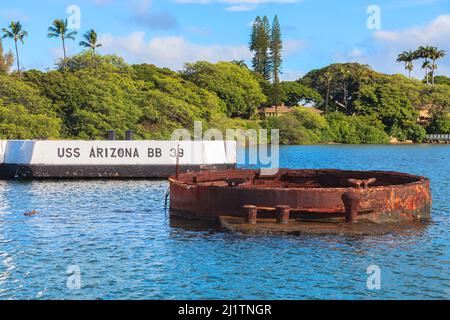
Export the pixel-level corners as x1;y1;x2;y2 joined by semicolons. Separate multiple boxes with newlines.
0;140;237;179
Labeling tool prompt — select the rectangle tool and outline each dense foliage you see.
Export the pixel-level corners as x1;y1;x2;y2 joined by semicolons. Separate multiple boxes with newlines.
262;108;390;145
0;54;448;143
434;75;450;86
296;63;449;141
182;61;266;119
262;107;328;145
0;73;60;138
280;81;323;106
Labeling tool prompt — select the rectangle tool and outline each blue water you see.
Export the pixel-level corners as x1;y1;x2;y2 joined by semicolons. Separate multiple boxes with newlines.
0;145;448;299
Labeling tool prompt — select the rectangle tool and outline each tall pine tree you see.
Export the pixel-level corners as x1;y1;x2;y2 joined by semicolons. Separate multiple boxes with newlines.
249;16;271;81
270;15;283;113
250;16;262;74
260;16;271;80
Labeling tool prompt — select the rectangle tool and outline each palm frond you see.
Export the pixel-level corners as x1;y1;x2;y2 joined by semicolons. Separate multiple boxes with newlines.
79;29;102;50
2;30;14;39
66;31;78;40
79;40;91;48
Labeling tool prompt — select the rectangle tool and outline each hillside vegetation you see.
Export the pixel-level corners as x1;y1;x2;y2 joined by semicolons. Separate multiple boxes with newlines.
0;53;449;143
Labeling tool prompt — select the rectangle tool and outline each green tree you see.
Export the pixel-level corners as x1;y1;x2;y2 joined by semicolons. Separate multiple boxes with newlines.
428;112;450;134
249;17;262;74
270;15;283;113
249;16;271;80
429;46;446;85
264;107;328;145
281;81;323;106
79;29;102;54
56;52;131;73
422;60;431;84
415;45;434;85
426;86;450;134
433;75;450;86
48;19;77;62
260;16;272;80
132;63;225;136
182;61;266;118
0;73;60;139
0;39;14;73
1;21;27;72
354;83;423;141
325;112;389;144
396;50;416;78
21;57;230;140
300;63;380;114
321;71;333;113
0;103;60;139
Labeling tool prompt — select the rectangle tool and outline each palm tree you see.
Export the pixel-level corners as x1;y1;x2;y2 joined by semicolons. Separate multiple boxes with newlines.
47;19;77;62
79;29;102;54
1;21;27;72
415;45;434;85
396;50;416;78
429;46;446;85
422;60;431;84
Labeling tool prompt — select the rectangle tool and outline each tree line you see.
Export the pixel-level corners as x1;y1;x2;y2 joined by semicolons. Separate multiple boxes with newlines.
396;46;446;84
0;16;448;143
1;19;102;72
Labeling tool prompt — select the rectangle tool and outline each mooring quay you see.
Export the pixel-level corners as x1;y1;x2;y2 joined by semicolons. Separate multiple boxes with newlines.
0;140;236;179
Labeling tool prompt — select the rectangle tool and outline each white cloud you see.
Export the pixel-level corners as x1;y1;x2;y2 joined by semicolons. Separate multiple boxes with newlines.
99;31;306;71
99;32;252;70
385;0;445;9
373;14;450;46
348;48;364;58
284;39;307;56
226;4;256;11
98;26;307;70
173;0;302;11
174;0;300;3
281;69;303;81
0;8;29;21
91;0;115;5
184;26;213;36
336;15;450;78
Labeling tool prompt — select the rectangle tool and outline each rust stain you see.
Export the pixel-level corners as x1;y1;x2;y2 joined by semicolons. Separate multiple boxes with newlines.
169;169;432;225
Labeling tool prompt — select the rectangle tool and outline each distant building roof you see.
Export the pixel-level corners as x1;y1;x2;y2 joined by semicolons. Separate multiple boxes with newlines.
303;107;324;114
263;104;293;118
264;105;292;114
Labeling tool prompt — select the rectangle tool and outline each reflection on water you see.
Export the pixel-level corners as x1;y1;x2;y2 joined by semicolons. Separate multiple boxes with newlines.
0;145;449;299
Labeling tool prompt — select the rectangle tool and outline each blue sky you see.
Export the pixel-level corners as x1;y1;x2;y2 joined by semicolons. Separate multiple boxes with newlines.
0;0;449;79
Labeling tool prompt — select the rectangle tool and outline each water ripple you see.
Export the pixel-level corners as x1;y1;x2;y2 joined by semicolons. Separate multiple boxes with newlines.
0;145;448;299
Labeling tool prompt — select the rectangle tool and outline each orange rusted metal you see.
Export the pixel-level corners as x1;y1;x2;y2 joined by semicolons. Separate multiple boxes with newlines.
169;169;432;224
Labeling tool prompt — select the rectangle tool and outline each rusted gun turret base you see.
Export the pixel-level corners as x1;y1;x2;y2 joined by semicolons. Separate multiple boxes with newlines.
170;169;432;225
